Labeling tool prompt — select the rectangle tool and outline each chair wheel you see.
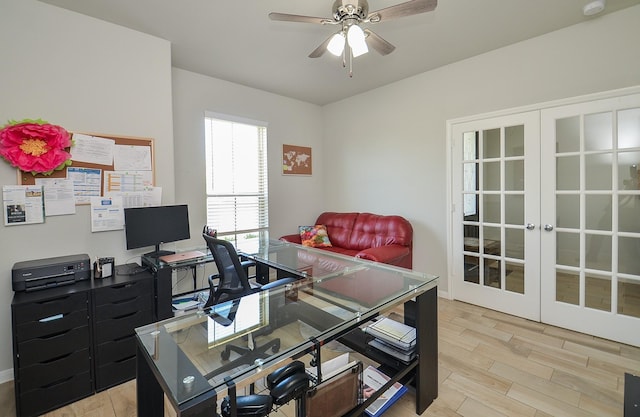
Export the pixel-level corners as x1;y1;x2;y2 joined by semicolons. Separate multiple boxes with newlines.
221;349;230;360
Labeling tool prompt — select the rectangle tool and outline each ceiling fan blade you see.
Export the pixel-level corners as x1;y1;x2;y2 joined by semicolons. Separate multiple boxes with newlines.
269;12;331;25
308;35;333;58
364;29;396;55
367;0;437;22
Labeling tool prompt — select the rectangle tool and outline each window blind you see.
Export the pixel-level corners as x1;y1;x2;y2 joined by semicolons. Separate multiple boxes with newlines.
204;116;268;244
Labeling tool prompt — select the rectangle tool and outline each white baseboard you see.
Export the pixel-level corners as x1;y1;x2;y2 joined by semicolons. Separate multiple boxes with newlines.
438;289;450;299
0;368;13;384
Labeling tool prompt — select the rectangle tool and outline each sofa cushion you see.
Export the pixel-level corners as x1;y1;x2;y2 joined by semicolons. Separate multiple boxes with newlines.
299;225;332;248
315;212;358;248
348;213;413;250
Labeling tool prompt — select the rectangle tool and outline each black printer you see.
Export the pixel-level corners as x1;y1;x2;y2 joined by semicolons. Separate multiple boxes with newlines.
12;253;91;292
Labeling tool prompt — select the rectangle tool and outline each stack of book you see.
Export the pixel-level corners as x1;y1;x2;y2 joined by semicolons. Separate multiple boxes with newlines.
364;316;416;363
361;365;407;417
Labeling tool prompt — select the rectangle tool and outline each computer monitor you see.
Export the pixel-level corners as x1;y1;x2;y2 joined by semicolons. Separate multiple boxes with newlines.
124;204;191;258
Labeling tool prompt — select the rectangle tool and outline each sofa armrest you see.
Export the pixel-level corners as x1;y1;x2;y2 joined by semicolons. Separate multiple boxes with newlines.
355;245;410;265
279;234;302;244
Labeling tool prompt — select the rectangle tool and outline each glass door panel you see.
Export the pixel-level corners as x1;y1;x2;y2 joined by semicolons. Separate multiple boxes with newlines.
453;111;540;321
541;93;640;346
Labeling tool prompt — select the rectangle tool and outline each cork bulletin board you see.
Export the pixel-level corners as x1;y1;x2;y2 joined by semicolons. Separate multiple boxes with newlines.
17;132;155;203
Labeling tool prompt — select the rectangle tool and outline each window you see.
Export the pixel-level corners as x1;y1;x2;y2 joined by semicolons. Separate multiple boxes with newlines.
204;113;268;247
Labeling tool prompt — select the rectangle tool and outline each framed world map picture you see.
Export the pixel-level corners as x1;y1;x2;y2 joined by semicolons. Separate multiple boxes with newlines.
282;144;312;175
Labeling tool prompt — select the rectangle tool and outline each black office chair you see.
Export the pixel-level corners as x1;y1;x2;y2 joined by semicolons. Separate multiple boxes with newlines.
203;233;296;380
203;225;255;299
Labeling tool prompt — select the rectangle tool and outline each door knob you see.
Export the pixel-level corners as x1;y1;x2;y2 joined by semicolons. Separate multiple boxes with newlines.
526;223;535;230
544;224;554;232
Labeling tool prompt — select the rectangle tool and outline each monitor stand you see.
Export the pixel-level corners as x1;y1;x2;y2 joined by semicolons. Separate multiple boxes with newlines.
143;244;175;259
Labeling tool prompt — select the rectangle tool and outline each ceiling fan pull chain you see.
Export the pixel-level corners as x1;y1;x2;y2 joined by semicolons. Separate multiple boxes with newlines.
349;51;353;78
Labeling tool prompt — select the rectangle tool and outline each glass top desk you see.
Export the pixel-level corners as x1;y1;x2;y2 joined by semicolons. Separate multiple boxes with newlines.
136;240;438;417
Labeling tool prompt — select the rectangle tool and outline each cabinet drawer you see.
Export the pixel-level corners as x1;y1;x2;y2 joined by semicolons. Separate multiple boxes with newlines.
18;348;91;392
95;356;136;391
15;309;89;343
18;326;90;367
12;292;87;325
94;309;153;344
95;334;136;365
94;294;151;321
18;371;92;417
93;278;152;306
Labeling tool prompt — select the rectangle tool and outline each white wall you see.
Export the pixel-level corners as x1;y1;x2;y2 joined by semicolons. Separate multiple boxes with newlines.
322;5;640;294
0;0;173;378
171;69;325;249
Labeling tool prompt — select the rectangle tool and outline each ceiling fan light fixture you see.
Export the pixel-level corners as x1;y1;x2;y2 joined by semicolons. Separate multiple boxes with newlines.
327;32;346;56
347;24;368;57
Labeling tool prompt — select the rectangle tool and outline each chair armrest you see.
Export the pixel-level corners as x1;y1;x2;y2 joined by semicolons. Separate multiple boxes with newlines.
279;234;302;244
260;277;297;291
355;245;410;264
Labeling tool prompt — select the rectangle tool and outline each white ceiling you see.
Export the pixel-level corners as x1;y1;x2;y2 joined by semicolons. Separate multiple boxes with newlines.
39;0;640;105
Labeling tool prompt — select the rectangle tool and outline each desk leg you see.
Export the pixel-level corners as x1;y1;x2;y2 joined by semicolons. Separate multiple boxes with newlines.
256;262;270;285
137;344;164;416
155;267;174;320
413;286;438;414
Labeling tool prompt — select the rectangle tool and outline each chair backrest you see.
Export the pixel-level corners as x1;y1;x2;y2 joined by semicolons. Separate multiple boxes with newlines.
203;233;254;305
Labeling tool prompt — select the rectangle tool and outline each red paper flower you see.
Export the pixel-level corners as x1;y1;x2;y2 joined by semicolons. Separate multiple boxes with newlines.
0;119;72;175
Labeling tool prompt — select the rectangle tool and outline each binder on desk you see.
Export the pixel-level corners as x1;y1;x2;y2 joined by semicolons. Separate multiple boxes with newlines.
364;317;416;351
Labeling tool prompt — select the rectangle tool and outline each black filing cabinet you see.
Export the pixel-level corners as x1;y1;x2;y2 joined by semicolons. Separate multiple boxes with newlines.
92;274;153;391
12;286;93;417
11;266;154;416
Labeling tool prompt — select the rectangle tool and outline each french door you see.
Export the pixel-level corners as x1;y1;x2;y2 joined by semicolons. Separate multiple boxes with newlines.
451;111;541;321
540;94;640;346
451;92;640;346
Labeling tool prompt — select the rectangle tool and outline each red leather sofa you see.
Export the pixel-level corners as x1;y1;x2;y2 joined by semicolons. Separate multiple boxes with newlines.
279;212;413;269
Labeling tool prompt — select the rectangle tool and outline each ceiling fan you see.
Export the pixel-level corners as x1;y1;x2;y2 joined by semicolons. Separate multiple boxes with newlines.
269;0;438;76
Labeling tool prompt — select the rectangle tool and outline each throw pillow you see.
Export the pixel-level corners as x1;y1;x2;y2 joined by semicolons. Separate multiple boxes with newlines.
299;225;332;248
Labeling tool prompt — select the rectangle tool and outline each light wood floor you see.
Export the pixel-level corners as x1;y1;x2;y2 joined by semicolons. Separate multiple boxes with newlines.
2;298;638;417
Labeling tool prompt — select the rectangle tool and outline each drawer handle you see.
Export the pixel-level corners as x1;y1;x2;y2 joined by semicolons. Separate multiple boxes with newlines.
113;311;137;320
41;375;74;389
38;329;70;340
115;354;135;364
42;352;73;364
114;334;135;342
39;313;64;323
37;296;70;305
112;296;137;305
112;283;136;290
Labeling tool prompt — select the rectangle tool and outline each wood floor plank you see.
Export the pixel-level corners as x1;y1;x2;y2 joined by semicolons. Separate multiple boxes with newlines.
529;350;620;390
550;369;623;409
542;326;621;354
578;392;622;417
482;310;546;333
473;343;554;380
563;340;640;371
444;373;536;417
439;339;494;370
494;321;564;349
457;397;510;417
507;382;596;417
510;335;588;367
488;361;581;407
